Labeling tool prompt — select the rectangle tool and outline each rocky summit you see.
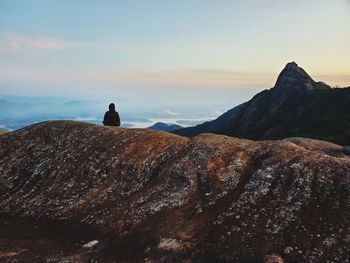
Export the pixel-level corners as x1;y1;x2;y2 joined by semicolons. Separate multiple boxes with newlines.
174;62;350;146
0;121;349;262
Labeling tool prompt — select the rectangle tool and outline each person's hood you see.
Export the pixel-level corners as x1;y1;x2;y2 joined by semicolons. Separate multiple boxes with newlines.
109;103;115;111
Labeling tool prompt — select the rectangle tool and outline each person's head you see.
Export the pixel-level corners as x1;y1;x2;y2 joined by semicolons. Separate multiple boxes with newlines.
109;103;115;111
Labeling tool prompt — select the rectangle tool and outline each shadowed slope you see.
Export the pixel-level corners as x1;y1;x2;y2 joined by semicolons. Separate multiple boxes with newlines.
0;121;349;262
174;63;350;145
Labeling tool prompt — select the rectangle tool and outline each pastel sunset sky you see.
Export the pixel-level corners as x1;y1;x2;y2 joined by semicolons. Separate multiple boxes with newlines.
0;0;349;101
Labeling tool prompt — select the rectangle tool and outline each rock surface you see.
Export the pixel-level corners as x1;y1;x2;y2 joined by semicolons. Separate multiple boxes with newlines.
0;121;349;262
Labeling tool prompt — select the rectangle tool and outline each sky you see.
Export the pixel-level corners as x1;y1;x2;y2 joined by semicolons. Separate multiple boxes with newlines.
0;0;349;107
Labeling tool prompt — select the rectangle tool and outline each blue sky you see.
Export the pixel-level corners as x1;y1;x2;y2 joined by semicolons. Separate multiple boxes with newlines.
0;0;349;101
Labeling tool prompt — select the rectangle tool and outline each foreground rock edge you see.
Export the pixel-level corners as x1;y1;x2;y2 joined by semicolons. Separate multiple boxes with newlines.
0;121;349;262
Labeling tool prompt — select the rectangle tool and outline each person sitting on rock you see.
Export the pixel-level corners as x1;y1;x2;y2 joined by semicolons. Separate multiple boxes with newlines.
103;103;121;126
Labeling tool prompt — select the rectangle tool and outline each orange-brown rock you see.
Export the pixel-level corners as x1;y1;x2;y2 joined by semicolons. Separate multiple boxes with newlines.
0;121;349;262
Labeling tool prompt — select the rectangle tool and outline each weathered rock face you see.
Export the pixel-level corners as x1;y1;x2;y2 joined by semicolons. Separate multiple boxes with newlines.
0;121;349;262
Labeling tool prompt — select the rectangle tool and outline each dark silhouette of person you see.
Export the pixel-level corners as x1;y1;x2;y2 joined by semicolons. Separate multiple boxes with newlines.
103;103;120;126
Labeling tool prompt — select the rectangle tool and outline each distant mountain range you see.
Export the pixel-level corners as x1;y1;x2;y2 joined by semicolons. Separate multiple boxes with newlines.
147;122;183;132
174;62;350;145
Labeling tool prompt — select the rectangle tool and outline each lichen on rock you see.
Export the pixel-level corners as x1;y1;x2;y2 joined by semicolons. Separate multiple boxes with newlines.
0;121;349;262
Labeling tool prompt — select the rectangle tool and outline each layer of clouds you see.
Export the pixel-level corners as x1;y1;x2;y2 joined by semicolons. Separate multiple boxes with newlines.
165;110;180;116
0;33;131;54
0;66;275;89
0;34;72;51
1;65;349;95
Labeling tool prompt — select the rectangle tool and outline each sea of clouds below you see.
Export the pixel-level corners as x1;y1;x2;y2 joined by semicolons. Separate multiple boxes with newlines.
0;95;221;131
0;87;261;131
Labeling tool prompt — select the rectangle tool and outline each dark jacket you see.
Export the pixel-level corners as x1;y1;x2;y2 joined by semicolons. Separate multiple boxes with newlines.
103;104;120;126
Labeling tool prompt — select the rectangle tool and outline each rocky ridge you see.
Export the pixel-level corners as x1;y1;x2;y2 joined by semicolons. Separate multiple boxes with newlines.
0;121;349;262
147;122;183;132
174;62;350;146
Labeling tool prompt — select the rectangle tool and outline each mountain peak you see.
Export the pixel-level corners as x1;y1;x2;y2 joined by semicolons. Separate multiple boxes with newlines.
285;61;299;69
272;62;316;98
275;62;314;87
